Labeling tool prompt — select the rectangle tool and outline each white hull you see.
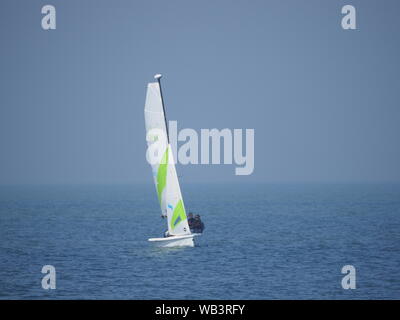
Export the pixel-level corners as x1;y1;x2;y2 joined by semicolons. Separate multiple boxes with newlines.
148;234;199;247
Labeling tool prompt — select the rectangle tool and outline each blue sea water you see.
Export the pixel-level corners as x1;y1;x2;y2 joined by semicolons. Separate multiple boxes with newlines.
0;183;399;299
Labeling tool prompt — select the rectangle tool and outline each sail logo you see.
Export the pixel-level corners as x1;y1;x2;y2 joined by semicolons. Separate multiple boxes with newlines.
146;121;254;175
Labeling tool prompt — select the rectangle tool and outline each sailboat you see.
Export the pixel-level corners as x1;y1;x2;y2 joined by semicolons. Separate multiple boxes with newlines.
144;74;199;247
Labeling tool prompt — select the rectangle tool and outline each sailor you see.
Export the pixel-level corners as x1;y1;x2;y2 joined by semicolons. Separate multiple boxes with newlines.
187;212;195;229
191;214;205;233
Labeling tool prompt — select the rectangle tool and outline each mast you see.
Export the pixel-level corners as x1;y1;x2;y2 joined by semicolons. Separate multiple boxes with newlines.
154;74;169;143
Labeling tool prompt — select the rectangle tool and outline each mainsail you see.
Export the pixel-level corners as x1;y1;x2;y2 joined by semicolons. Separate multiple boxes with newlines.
144;78;191;236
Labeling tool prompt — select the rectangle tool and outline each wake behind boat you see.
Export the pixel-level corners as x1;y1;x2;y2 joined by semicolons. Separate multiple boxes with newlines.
144;74;202;247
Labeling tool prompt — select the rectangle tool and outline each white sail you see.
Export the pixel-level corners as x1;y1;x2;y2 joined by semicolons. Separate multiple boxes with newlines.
165;145;191;235
144;80;191;236
144;82;168;217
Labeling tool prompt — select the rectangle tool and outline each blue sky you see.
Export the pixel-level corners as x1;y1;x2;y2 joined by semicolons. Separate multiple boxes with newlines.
0;0;399;184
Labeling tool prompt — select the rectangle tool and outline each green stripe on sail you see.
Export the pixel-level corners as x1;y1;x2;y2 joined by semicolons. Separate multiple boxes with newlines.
170;199;186;230
157;148;168;205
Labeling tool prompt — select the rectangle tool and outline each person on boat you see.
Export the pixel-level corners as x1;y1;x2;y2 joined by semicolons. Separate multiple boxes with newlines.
191;214;205;233
187;212;195;229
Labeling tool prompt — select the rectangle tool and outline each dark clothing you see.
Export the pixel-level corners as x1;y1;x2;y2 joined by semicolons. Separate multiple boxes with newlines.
190;218;204;233
188;218;196;228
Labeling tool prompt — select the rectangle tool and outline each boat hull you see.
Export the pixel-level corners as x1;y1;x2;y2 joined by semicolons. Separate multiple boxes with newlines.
148;234;199;247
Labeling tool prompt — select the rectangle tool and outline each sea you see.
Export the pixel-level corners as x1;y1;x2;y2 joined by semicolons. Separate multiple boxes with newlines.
0;183;399;299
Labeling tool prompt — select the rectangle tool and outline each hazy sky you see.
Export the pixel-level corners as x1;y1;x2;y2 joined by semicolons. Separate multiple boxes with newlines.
0;0;399;184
